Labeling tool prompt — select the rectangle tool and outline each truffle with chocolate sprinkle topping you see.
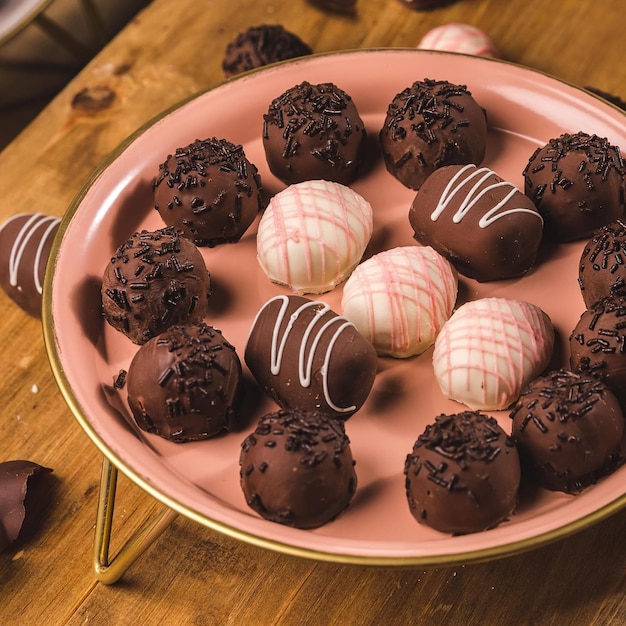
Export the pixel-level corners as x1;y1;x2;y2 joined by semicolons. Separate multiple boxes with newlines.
404;411;520;534
239;408;357;529
511;369;624;494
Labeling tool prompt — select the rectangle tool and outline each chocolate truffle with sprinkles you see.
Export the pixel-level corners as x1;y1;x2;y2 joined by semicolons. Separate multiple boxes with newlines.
239;408;357;529
101;227;210;344
404;411;520;535
523;132;625;242
222;24;312;77
579;220;626;308
153;137;263;247
510;369;624;494
570;295;626;406
379;78;487;190
127;322;242;442
262;81;367;186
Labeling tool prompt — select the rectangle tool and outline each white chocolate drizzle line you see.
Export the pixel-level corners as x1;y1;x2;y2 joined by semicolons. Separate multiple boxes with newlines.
430;164;543;228
5;214;61;294
265;294;356;413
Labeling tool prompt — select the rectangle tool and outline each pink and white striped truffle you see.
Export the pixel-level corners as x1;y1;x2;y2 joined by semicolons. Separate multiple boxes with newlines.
433;298;554;411
341;246;458;358
418;23;499;58
0;213;61;317
256;180;373;294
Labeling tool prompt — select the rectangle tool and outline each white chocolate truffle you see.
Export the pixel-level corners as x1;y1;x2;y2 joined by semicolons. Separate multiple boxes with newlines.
418;23;499;58
256;180;373;294
433;298;554;410
341;246;457;358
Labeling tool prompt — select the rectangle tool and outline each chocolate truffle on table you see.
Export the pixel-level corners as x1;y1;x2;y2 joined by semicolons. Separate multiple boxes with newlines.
222;25;312;77
341;246;458;358
578;220;626;308
256;179;373;294
262;81;367;185
101;227;210;345
379;78;487;190
127;322;242;442
404;411;520;535
570;295;626;405
396;0;460;9
0;213;60;317
409;164;544;281
433;297;555;411
308;0;356;14
245;295;378;420
523;132;625;242
510;369;624;494
240;408;357;529
153;137;263;247
418;23;500;58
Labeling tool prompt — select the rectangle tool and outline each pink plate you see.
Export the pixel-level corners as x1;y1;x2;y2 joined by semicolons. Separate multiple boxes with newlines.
44;49;626;565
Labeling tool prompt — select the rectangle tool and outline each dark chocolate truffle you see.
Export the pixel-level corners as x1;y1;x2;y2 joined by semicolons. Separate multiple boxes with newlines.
222;24;312;77
570;295;626;406
0;213;60;317
239;409;357;529
409;164;544;281
1;460;53;552
523;132;625;242
127;322;242;442
262;81;367;185
153;137;263;247
245;294;378;420
510;369;624;494
379;78;487;190
101;227;210;345
404;411;520;535
578;220;626;308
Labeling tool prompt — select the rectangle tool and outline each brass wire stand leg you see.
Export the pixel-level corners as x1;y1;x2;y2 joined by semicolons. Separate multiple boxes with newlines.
94;456;178;585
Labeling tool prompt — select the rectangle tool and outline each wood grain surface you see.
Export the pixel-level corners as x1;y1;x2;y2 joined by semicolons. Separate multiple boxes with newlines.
0;0;624;624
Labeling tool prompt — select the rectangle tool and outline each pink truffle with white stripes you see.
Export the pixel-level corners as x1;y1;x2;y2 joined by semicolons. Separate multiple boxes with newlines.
256;180;373;294
341;246;458;358
418;23;500;58
433;298;554;411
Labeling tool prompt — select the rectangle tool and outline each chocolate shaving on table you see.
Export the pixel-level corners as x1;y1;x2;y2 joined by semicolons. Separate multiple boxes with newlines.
0;461;53;552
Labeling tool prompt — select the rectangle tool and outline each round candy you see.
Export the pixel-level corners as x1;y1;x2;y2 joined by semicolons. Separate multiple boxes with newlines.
418;23;499;57
240;408;357;529
222;24;312;77
404;411;520;534
153;137;263;247
341;246;458;357
101;227;211;344
262;81;367;186
510;369;624;494
433;297;555;411
379;79;487;190
256;179;373;294
0;213;60;317
127;322;242;442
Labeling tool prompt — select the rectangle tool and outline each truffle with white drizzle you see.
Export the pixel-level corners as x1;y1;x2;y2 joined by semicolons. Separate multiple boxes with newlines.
245;294;378;419
0;213;60;317
409;163;544;281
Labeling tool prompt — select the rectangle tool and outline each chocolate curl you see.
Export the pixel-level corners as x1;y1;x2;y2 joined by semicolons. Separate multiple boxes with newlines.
0;460;53;551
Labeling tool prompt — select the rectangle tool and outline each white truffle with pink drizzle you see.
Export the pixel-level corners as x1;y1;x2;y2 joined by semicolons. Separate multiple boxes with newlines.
341;246;458;358
409;164;544;282
256;179;373;294
432;297;554;411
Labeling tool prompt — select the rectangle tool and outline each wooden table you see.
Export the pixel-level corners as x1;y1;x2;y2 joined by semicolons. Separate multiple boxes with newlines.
1;0;625;623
